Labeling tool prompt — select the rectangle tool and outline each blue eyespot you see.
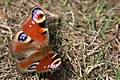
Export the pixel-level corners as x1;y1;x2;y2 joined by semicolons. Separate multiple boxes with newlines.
18;33;27;42
28;61;39;70
32;8;42;19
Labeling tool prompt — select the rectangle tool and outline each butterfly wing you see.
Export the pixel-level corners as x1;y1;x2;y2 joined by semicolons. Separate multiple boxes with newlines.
36;51;61;73
10;31;39;56
22;19;48;45
16;47;61;73
10;42;36;55
22;7;49;45
16;51;42;73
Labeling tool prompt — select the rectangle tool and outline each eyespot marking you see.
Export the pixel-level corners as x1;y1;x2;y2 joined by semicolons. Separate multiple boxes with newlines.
50;58;61;70
28;64;37;70
18;33;27;42
32;7;45;23
27;61;39;70
13;31;33;43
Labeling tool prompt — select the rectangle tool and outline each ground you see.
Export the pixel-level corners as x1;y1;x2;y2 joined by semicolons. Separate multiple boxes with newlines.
0;0;120;80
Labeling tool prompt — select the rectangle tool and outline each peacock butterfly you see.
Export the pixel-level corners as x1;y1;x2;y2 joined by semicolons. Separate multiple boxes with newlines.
10;6;61;73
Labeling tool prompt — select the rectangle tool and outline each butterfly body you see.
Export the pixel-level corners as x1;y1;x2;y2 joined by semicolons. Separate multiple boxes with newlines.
10;6;61;73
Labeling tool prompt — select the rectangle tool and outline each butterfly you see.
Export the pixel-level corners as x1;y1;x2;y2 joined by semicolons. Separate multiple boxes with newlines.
10;6;61;73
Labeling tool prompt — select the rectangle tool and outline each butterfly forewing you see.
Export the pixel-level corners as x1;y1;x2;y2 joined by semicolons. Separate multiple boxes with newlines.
10;31;38;56
22;7;48;45
22;19;48;45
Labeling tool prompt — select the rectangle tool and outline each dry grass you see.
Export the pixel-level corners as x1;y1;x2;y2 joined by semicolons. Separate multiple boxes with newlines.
0;0;120;80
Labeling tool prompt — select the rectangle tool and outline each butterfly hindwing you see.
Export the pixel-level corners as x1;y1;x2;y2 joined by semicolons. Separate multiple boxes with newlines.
16;51;41;73
36;51;61;73
16;46;61;73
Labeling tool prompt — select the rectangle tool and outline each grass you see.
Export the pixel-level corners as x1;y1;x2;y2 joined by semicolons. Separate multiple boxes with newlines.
0;0;120;80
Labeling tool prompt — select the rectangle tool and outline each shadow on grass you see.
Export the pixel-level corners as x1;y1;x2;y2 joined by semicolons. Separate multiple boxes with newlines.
47;18;74;80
